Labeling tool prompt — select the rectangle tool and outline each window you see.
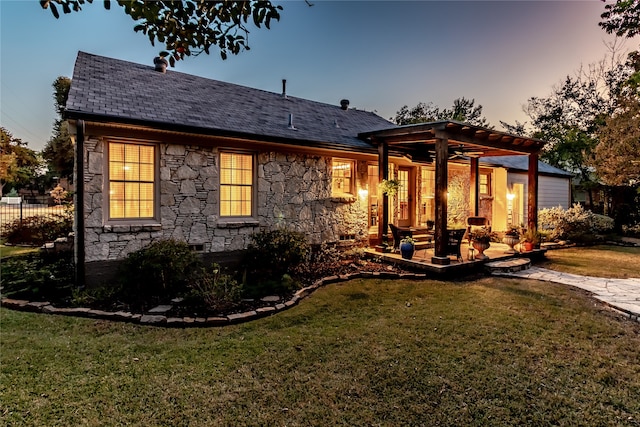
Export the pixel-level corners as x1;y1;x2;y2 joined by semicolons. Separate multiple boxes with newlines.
479;171;491;196
108;142;155;219
331;159;353;196
220;152;253;217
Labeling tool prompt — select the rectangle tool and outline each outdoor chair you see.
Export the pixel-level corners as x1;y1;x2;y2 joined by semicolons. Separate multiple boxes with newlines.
445;229;466;262
388;223;411;252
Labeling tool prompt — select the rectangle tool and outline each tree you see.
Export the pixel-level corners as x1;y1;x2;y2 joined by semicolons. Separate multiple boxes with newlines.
393;97;491;128
40;0;283;64
0;128;41;195
42;77;74;182
593;95;640;187
599;0;640;38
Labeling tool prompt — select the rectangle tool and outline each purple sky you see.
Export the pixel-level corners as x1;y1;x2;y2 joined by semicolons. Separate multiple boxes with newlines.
0;1;629;151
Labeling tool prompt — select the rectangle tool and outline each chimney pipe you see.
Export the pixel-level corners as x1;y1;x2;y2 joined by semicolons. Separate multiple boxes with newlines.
340;99;350;110
282;79;287;98
287;113;296;130
153;55;168;73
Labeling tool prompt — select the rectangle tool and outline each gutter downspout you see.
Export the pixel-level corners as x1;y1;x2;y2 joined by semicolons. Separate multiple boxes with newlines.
74;120;85;287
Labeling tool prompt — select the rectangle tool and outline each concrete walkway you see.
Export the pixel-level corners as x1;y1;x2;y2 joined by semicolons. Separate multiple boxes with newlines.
495;266;640;322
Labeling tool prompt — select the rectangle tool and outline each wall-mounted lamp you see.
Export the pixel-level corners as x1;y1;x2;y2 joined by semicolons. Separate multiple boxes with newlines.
506;192;515;201
358;188;369;199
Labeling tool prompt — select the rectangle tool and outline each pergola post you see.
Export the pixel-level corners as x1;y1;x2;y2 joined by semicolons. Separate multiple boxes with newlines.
470;157;479;216
527;153;539;231
432;135;450;265
377;140;389;247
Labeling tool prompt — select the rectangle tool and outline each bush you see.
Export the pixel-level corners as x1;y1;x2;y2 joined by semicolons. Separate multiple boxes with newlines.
246;228;310;279
244;228;310;296
539;204;614;243
1;211;73;246
0;252;75;300
184;263;243;313
118;239;202;304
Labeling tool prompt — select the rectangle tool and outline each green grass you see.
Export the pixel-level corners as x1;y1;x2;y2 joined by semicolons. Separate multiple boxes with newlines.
0;244;38;259
540;245;640;278
2;276;639;426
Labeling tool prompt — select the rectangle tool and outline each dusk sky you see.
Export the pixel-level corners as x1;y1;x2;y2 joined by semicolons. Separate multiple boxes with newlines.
0;0;629;152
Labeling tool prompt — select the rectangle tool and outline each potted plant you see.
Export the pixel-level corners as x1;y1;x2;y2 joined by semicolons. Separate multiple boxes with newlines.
379;179;400;198
520;228;541;252
399;236;415;260
469;226;495;260
502;225;520;254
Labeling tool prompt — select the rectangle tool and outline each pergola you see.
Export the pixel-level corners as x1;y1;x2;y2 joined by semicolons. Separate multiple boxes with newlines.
359;120;547;265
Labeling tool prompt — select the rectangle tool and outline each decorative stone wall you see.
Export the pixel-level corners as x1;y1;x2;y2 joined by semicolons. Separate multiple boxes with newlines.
82;137;369;264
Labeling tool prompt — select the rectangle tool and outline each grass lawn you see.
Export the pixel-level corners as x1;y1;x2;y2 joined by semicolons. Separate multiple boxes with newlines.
0;244;38;259
540;245;640;278
2;274;639;425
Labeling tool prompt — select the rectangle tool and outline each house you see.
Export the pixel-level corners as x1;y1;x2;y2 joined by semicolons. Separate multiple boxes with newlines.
65;52;566;284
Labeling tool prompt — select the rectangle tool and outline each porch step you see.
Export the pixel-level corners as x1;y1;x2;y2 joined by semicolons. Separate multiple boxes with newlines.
485;258;531;274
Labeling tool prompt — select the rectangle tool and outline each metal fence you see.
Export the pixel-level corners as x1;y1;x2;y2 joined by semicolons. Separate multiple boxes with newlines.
0;200;73;229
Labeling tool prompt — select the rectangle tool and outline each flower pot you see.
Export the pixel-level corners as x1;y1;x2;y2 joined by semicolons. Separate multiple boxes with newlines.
400;242;415;260
522;242;534;252
502;235;519;254
472;240;490;260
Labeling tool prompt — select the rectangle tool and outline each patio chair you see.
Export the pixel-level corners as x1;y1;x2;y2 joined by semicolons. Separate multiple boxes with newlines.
388;223;411;252
445;229;466;262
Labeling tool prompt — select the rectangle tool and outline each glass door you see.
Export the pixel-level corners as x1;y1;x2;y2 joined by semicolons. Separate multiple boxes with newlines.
397;168;412;227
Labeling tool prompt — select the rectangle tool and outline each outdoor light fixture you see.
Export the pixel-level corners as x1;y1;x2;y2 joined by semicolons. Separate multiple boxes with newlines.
358;188;369;199
507;192;515;201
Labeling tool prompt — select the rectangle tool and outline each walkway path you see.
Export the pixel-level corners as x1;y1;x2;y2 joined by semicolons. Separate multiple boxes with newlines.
495;266;640;322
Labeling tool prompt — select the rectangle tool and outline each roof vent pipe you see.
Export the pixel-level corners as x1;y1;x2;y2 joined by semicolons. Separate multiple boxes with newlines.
282;79;287;98
340;99;350;110
287;113;296;130
153;55;168;73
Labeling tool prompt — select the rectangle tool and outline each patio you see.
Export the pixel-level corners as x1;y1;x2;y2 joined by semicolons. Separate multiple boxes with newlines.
366;241;547;277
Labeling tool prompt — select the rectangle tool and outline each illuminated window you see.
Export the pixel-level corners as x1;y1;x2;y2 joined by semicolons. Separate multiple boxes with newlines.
332;159;353;196
108;142;155;219
480;171;491;196
220;152;253;217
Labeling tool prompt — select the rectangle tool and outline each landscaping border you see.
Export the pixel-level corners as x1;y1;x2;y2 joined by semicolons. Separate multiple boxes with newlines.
0;271;430;327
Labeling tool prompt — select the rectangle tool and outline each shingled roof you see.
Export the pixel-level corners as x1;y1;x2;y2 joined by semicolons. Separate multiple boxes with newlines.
480;155;573;177
65;52;395;153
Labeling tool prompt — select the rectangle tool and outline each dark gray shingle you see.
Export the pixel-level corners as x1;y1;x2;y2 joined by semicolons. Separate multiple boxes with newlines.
66;52;395;153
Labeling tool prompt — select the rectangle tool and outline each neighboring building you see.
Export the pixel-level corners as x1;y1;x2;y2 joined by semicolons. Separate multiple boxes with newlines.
65;52;564;284
480;155;573;229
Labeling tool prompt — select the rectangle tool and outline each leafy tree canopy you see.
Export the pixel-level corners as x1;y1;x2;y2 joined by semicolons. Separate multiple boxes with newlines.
600;0;640;38
40;0;283;64
0;127;41;195
42;77;74;181
393;98;491;128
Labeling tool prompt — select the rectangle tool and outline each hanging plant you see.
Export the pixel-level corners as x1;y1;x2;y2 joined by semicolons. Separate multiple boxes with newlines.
380;179;400;197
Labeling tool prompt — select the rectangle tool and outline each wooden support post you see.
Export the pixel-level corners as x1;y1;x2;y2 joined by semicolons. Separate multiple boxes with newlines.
432;135;450;265
527;153;539;232
377;140;389;248
470;157;479;216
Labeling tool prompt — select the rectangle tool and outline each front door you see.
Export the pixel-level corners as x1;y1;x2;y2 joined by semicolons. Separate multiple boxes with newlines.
397;167;413;227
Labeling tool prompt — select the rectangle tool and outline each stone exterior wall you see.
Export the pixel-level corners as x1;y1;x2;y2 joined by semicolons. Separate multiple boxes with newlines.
82;137;369;264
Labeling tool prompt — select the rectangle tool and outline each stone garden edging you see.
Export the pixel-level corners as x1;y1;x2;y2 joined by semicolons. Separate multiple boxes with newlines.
0;270;429;327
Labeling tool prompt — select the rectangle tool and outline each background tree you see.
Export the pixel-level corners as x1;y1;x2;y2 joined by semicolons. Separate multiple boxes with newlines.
600;0;640;38
393;97;491;128
40;0;283;65
42;77;74;182
0;128;42;195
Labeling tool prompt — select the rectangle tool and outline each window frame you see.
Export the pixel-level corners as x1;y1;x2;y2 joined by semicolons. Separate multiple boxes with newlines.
104;139;160;225
479;170;492;196
219;150;256;219
331;158;355;196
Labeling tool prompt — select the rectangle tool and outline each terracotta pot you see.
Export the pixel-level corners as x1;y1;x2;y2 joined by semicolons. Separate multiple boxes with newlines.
522;242;534;252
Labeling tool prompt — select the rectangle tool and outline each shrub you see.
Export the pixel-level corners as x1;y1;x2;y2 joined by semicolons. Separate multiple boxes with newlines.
118;239;202;304
539;204;614;243
185;263;243;313
0;251;75;300
246;228;310;279
2;211;73;246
